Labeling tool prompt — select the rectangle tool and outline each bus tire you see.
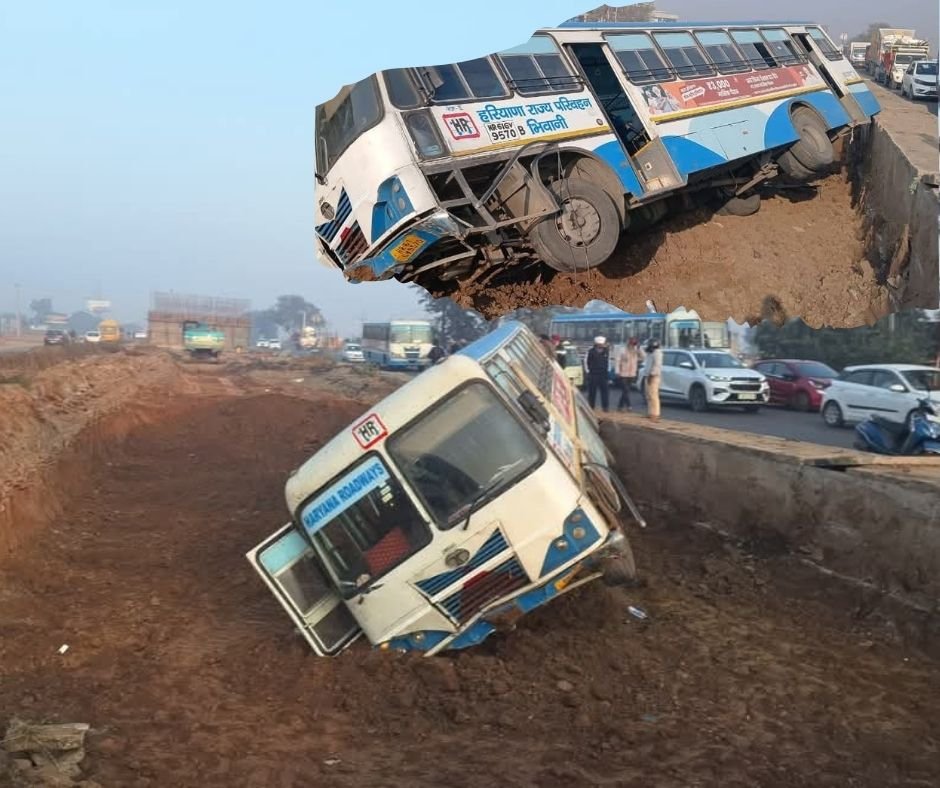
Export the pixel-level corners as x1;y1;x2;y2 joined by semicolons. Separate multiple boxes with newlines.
787;107;834;172
777;149;816;181
530;178;621;273
717;193;761;217
600;540;638;587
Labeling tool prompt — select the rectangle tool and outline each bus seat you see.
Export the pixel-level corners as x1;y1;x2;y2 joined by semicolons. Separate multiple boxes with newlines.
364;527;411;576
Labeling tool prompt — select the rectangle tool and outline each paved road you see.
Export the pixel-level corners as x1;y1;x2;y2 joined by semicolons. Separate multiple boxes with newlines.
596;389;857;449
864;77;938;175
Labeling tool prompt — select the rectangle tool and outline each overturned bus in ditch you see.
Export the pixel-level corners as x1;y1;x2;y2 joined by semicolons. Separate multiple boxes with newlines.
247;322;644;656
314;20;879;286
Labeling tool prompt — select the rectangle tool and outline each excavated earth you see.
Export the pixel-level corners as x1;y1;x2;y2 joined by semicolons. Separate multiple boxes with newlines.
434;173;892;328
1;350;938;787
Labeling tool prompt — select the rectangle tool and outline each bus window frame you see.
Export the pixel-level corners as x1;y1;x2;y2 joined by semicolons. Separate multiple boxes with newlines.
651;30;717;80
386;378;547;532
384;68;424;110
417;57;512;105
495;35;583;98
291;450;435;598
758;28;808;67
727;28;778;71
807;27;844;61
692;29;752;75
315;75;386;177
604;31;678;85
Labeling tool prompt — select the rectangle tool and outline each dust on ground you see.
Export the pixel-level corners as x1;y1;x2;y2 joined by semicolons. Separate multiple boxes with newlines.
437;174;891;329
1;369;937;788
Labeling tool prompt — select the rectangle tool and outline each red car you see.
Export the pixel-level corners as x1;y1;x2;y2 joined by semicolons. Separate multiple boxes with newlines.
751;359;838;411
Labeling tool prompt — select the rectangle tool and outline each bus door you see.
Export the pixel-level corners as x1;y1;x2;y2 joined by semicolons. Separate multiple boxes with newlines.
247;524;361;656
565;43;679;196
787;28;867;124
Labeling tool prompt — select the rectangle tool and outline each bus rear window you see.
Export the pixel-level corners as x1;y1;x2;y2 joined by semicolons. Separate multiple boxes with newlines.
316;76;383;175
422;58;507;103
760;29;805;66
730;29;775;70
607;33;672;84
497;36;580;94
652;32;715;79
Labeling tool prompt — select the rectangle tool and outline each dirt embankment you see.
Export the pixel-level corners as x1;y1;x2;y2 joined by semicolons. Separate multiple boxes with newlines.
1;389;937;787
436;173;892;328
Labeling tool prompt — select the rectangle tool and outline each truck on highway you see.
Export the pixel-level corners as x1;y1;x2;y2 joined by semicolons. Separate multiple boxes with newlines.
868;29;930;87
182;320;225;360
847;41;868;68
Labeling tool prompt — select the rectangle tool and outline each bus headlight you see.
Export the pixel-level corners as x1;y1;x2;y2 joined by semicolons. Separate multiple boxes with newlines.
404;110;445;159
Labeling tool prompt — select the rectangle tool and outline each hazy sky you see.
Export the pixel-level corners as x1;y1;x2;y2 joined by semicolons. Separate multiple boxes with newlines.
1;2;935;334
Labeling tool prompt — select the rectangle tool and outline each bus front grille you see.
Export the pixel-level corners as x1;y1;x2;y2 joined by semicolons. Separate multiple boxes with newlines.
336;222;368;265
439;557;528;624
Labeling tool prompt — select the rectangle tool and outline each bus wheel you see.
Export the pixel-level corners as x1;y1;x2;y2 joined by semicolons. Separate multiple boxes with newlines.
717;193;761;217
600;538;638;587
530;178;620;273
785;107;834;173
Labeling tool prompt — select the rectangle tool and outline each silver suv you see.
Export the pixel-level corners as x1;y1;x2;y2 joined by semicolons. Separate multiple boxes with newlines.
638;349;769;412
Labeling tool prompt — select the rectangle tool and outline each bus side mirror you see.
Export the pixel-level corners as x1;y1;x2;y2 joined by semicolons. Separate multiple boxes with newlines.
517;390;550;433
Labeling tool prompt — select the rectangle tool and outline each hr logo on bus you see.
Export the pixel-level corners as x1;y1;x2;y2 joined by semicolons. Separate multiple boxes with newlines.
352;413;388;449
442;112;480;140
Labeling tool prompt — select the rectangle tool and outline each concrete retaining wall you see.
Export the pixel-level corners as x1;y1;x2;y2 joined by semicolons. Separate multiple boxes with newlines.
849;121;939;310
601;415;940;612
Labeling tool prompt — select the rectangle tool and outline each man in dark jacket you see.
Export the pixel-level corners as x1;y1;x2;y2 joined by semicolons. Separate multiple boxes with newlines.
585;335;610;412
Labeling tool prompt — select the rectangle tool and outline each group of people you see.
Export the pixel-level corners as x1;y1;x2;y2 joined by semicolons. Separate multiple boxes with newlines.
584;335;663;422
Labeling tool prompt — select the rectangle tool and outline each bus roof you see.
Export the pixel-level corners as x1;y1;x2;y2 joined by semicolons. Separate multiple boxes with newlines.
550;311;665;322
459;320;527;361
285;354;485;515
552;20;815;30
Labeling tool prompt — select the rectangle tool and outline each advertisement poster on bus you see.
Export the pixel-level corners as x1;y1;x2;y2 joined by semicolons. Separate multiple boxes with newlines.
641;65;822;118
550;366;575;425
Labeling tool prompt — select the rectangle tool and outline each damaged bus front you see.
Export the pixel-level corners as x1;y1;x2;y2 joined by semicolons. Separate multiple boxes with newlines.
247;322;643;656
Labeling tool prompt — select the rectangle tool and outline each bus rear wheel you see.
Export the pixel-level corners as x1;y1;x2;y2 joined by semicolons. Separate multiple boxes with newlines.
779;107;834;179
530;178;621;273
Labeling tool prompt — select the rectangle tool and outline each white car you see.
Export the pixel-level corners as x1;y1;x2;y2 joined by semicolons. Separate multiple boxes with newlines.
900;60;938;100
267;338;282;351
637;349;769;412
256;338;269;349
341;343;365;363
821;364;940;428
84;330;101;343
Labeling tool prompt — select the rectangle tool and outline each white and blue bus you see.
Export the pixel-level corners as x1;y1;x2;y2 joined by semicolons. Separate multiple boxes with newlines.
314;20;878;286
247;321;643;657
550;307;730;374
361;319;434;369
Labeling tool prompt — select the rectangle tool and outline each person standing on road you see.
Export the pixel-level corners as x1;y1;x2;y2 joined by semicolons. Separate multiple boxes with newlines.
645;339;663;422
585;336;610;412
616;338;644;411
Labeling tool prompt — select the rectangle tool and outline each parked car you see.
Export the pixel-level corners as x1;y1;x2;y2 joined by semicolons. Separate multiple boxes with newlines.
267;338;282;351
900;59;938;100
84;330;101;343
255;338;269;349
637;349;769;412
821;364;940;428
43;329;68;346
133;330;147;340
341;342;365;363
751;359;838;411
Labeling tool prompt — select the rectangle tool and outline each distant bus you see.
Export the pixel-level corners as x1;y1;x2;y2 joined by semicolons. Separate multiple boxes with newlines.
314;20;878;286
550;308;729;379
361;319;434;368
98;319;121;343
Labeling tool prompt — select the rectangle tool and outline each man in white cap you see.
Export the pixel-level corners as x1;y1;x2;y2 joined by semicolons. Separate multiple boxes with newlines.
585;335;610;412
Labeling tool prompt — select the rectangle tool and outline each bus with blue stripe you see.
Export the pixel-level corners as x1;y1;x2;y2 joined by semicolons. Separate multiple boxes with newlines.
361;319;434;369
246;321;644;657
314;21;878;287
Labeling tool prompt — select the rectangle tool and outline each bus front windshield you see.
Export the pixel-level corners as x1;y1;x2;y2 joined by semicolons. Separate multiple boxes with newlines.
302;456;431;596
389;382;542;529
390;324;433;344
315;77;383;176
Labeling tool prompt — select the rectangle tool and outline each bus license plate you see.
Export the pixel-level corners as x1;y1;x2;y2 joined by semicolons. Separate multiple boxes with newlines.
390;234;426;262
739;393;756;400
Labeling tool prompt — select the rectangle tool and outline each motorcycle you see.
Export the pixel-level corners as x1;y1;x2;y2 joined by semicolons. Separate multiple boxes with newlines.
853;398;940;456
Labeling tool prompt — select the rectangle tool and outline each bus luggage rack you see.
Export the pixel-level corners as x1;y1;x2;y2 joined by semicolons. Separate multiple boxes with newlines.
439;557;528;624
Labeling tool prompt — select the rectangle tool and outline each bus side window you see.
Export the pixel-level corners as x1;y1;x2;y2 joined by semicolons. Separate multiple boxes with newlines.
759;29;805;66
384;68;423;109
497;35;581;95
652;32;716;79
807;27;843;61
606;33;674;84
694;30;750;74
422;58;508;103
730;29;776;70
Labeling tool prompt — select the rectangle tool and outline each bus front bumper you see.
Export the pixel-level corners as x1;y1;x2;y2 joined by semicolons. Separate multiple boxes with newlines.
343;211;464;283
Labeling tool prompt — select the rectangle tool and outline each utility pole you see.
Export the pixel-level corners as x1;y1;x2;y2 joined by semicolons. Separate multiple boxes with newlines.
14;282;21;337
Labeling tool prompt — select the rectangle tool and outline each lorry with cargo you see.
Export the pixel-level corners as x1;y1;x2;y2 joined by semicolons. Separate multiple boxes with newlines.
182;320;225;360
868;28;930;87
